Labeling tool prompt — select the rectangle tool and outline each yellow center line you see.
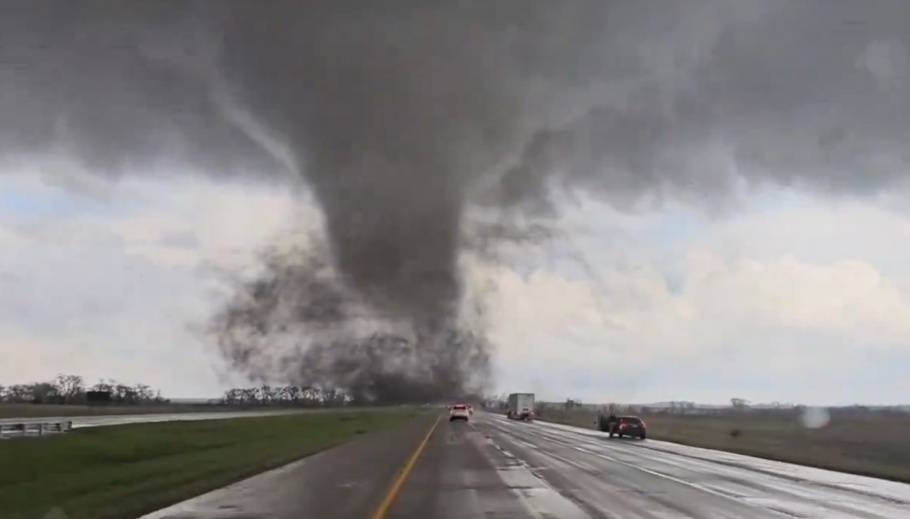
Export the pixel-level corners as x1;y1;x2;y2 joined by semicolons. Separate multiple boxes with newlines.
370;413;443;519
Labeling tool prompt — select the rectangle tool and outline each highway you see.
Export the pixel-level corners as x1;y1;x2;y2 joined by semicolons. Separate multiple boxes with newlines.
393;413;910;518
141;416;435;519
144;411;910;518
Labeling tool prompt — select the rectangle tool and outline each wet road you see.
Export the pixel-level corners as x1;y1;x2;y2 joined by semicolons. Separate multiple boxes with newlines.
141;411;910;518
141;415;435;519
390;412;910;518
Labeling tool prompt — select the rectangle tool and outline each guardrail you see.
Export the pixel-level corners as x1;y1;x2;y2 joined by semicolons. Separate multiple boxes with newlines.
0;421;73;439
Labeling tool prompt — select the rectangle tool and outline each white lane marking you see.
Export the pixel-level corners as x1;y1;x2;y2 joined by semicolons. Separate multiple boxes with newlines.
489;414;910;518
476;420;591;518
502;449;516;459
524;416;910;510
483;413;802;518
506;424;740;500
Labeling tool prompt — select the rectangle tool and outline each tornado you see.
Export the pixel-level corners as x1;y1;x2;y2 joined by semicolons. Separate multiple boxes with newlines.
2;1;908;401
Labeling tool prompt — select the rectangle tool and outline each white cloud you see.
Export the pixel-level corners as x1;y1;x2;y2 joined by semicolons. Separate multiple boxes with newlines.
683;254;910;341
0;167;304;396
475;194;910;405
5;168;910;405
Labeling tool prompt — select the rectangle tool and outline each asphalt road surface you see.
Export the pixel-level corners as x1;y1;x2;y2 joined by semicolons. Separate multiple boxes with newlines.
395;413;910;518
141;416;435;519
142;411;910;518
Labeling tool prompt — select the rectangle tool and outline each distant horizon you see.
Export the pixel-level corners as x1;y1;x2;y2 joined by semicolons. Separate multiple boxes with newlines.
4;378;910;408
161;396;910;409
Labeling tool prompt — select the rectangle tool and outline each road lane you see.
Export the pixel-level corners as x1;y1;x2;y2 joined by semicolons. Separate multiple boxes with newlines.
473;412;910;518
141;415;436;519
132;410;910;518
389;415;588;518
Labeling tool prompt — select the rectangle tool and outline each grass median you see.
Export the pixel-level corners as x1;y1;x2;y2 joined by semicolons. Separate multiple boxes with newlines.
0;408;422;519
536;407;910;483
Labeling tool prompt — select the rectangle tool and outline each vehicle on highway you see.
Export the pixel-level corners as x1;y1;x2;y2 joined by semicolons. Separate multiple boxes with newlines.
449;403;470;421
599;415;647;439
506;392;535;421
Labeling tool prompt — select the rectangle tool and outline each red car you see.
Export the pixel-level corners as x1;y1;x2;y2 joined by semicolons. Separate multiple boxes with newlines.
600;415;647;439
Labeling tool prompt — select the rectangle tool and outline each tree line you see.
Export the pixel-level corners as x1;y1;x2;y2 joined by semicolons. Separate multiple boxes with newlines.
0;374;167;405
221;385;350;407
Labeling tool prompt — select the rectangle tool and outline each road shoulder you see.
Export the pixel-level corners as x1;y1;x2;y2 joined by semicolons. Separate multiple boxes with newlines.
140;414;435;519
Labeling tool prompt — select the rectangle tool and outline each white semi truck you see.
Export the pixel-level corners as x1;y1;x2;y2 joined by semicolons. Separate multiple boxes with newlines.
506;393;535;421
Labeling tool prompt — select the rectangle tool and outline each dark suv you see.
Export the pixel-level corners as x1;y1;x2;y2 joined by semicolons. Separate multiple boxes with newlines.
598;415;647;439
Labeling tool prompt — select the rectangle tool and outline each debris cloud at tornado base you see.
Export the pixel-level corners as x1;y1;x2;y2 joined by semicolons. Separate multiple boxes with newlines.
2;2;908;401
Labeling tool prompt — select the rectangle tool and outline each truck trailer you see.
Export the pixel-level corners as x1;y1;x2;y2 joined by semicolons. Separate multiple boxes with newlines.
507;393;535;421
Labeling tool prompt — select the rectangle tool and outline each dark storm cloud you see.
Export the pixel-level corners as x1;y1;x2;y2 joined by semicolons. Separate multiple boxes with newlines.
0;2;273;173
499;2;910;208
2;1;908;400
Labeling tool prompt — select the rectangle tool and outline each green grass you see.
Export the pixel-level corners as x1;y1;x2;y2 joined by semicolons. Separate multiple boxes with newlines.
537;407;910;483
0;408;421;519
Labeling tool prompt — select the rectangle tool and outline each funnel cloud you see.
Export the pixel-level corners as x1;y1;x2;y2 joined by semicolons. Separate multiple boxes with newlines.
2;1;909;401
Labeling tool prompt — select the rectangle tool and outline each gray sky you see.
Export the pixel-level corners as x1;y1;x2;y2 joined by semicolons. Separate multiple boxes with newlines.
2;1;909;404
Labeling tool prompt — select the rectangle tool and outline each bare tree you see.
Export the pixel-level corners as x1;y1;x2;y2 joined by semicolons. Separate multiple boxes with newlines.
218;384;355;408
223;388;240;405
91;380;114;393
31;382;60;404
8;384;34;403
255;385;271;404
54;374;85;404
2;376;164;405
284;385;300;403
731;398;751;410
302;386;317;404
